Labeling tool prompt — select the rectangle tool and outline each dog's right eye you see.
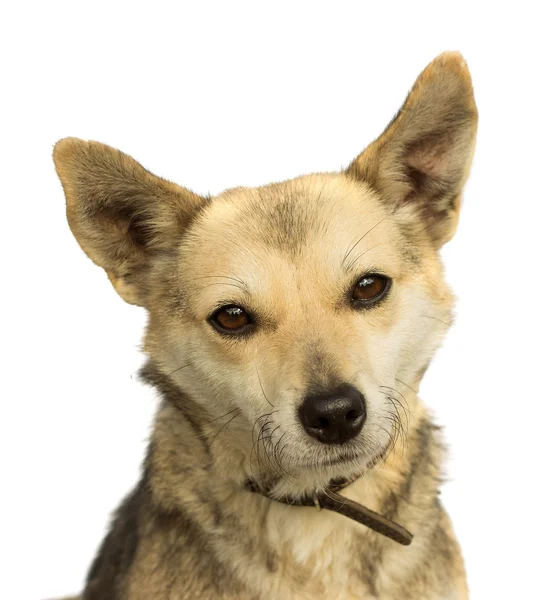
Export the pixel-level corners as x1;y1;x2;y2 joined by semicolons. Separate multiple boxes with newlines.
209;305;253;335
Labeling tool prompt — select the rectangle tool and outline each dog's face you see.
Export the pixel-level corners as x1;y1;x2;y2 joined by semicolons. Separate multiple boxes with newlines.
164;175;453;484
53;52;477;494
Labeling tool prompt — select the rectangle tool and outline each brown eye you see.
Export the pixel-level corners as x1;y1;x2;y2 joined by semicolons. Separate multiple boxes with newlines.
210;305;252;334
351;274;391;304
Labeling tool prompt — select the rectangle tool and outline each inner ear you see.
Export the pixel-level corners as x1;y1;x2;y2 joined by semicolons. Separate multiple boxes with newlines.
403;133;460;205
407;133;454;183
346;52;478;248
103;204;153;250
53;138;206;305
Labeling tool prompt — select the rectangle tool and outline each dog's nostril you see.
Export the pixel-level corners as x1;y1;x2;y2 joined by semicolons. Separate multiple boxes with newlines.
298;383;366;445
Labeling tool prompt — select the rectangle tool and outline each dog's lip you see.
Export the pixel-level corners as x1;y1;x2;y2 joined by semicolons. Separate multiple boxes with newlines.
316;445;388;469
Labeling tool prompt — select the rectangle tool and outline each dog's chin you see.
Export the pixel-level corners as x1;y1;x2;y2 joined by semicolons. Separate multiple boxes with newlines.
313;447;385;479
268;445;388;500
314;436;391;471
316;450;365;468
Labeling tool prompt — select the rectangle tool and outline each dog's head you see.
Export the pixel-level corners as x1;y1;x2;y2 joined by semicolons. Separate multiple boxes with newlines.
53;52;477;495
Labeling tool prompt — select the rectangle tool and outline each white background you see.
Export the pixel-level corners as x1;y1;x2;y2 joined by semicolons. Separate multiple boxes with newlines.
1;2;558;599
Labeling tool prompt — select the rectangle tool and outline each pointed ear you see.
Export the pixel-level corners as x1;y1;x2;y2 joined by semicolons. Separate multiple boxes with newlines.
53;138;206;306
346;52;478;248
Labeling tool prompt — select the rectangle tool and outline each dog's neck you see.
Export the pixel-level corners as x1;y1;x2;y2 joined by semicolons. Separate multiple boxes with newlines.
244;475;413;545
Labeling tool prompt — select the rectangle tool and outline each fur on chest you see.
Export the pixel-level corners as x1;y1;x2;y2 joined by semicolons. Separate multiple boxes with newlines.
219;474;410;599
262;503;378;599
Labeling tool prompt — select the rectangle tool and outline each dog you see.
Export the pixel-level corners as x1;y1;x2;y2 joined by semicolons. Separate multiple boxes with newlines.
52;51;477;599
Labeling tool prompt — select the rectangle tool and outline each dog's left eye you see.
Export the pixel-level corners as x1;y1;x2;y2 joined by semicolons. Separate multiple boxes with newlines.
351;274;391;305
209;305;253;335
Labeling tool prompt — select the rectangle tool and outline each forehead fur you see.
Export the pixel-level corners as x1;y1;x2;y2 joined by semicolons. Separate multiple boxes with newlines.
176;173;434;317
186;173;390;253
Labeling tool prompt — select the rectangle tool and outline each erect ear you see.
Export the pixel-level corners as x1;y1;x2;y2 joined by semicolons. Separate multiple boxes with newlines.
53;138;206;306
346;52;478;248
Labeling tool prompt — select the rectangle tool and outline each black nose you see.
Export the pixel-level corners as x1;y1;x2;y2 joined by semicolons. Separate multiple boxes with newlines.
298;383;366;445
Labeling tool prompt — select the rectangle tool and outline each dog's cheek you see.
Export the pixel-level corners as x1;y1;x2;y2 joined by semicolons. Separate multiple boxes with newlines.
360;309;411;390
389;287;453;386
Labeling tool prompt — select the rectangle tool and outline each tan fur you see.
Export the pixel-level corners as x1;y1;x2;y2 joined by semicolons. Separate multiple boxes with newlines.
52;52;477;599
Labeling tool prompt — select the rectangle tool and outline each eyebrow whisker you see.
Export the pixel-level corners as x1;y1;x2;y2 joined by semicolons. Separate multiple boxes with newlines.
187;274;247;287
198;282;248;293
345;241;390;271
341;214;390;269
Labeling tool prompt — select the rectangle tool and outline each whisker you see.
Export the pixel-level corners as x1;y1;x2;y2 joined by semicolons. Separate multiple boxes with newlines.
257;420;278;476
272;436;292;480
386;395;410;433
187;274;247;289
250;412;278;477
395;377;418;395
250;420;267;476
143;361;193;387
256;365;274;407
383;413;406;454
422;314;453;327
207;407;244;423
251;411;277;446
199;282;247;292
379;385;410;406
380;385;412;417
271;431;294;481
346;241;390;271
208;409;241;448
378;386;410;461
342;215;390;268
